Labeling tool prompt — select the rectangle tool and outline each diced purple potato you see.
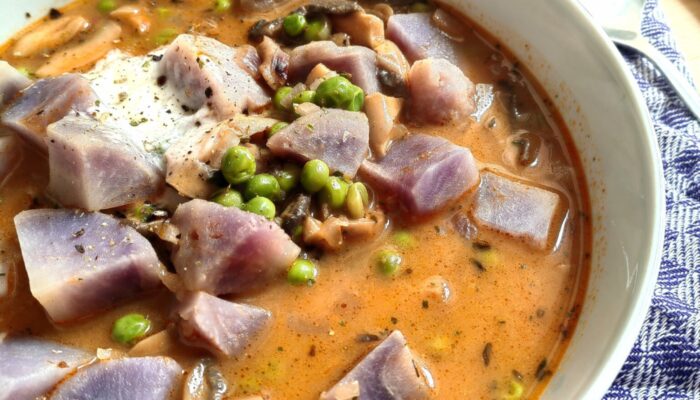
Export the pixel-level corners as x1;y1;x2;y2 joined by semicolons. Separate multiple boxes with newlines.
47;115;163;211
266;108;369;177
14;209;162;323
1;74;96;151
160;34;270;118
386;13;458;63
288;41;380;94
176;291;271;357
170;199;301;295
0;135;23;188
0;61;31;106
470;171;564;250
407;58;476;125
320;331;433;400
0;337;92;400
51;357;183;400
360;134;479;216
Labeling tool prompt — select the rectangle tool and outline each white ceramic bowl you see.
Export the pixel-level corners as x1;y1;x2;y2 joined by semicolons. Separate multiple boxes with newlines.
0;1;665;399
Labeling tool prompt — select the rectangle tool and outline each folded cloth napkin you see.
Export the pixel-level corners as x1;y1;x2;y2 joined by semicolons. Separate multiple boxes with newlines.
604;0;700;398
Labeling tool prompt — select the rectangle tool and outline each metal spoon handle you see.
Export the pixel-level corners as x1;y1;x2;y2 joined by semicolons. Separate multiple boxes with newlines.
614;37;700;120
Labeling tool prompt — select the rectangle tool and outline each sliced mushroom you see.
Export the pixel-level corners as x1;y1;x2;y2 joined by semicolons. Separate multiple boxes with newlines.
183;359;229;400
304;210;385;250
342;209;386;237
367;3;394;23
13;15;90;57
364;92;403;157
505;131;544;168
110;5;151;34
303;0;364;16
280;193;312;236
137;220;180;245
257;36;289;90
304;216;346;250
431;8;466;41
36;21;122;77
129;329;179;357
374;40;410;94
332;12;385;48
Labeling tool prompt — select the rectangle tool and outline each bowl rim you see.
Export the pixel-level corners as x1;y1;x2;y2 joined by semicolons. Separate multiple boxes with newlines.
555;0;666;398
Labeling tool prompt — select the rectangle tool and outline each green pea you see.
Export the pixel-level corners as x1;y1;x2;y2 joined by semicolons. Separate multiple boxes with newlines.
211;188;243;208
292;90;316;105
221;146;256;185
314;76;365;112
376;248;402;276
268;122;289;138
155;28;178;46
301;159;330;193
393;230;415;249
156;7;171;18
320;176;350;209
245;173;282;201
346;86;365;112
283;13;307;37
273;86;293;111
503;380;524;400
346;182;369;219
245;196;276;220
274;163;301;192
97;0;118;13
214;0;232;12
112;313;151;344
287;259;318;285
304;17;332;42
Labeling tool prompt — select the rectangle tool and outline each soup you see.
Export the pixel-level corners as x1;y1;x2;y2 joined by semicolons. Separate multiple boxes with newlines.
0;1;591;399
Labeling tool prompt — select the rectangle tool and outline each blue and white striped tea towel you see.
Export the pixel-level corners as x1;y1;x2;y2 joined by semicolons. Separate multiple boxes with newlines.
603;0;700;398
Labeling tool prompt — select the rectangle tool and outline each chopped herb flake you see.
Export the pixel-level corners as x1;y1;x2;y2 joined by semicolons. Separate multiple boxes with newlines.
470;258;486;272
482;342;493;366
472;240;491;251
535;358;550;381
512;369;524;381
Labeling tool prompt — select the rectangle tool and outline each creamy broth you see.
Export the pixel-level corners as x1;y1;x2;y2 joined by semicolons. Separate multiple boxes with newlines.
0;1;590;399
